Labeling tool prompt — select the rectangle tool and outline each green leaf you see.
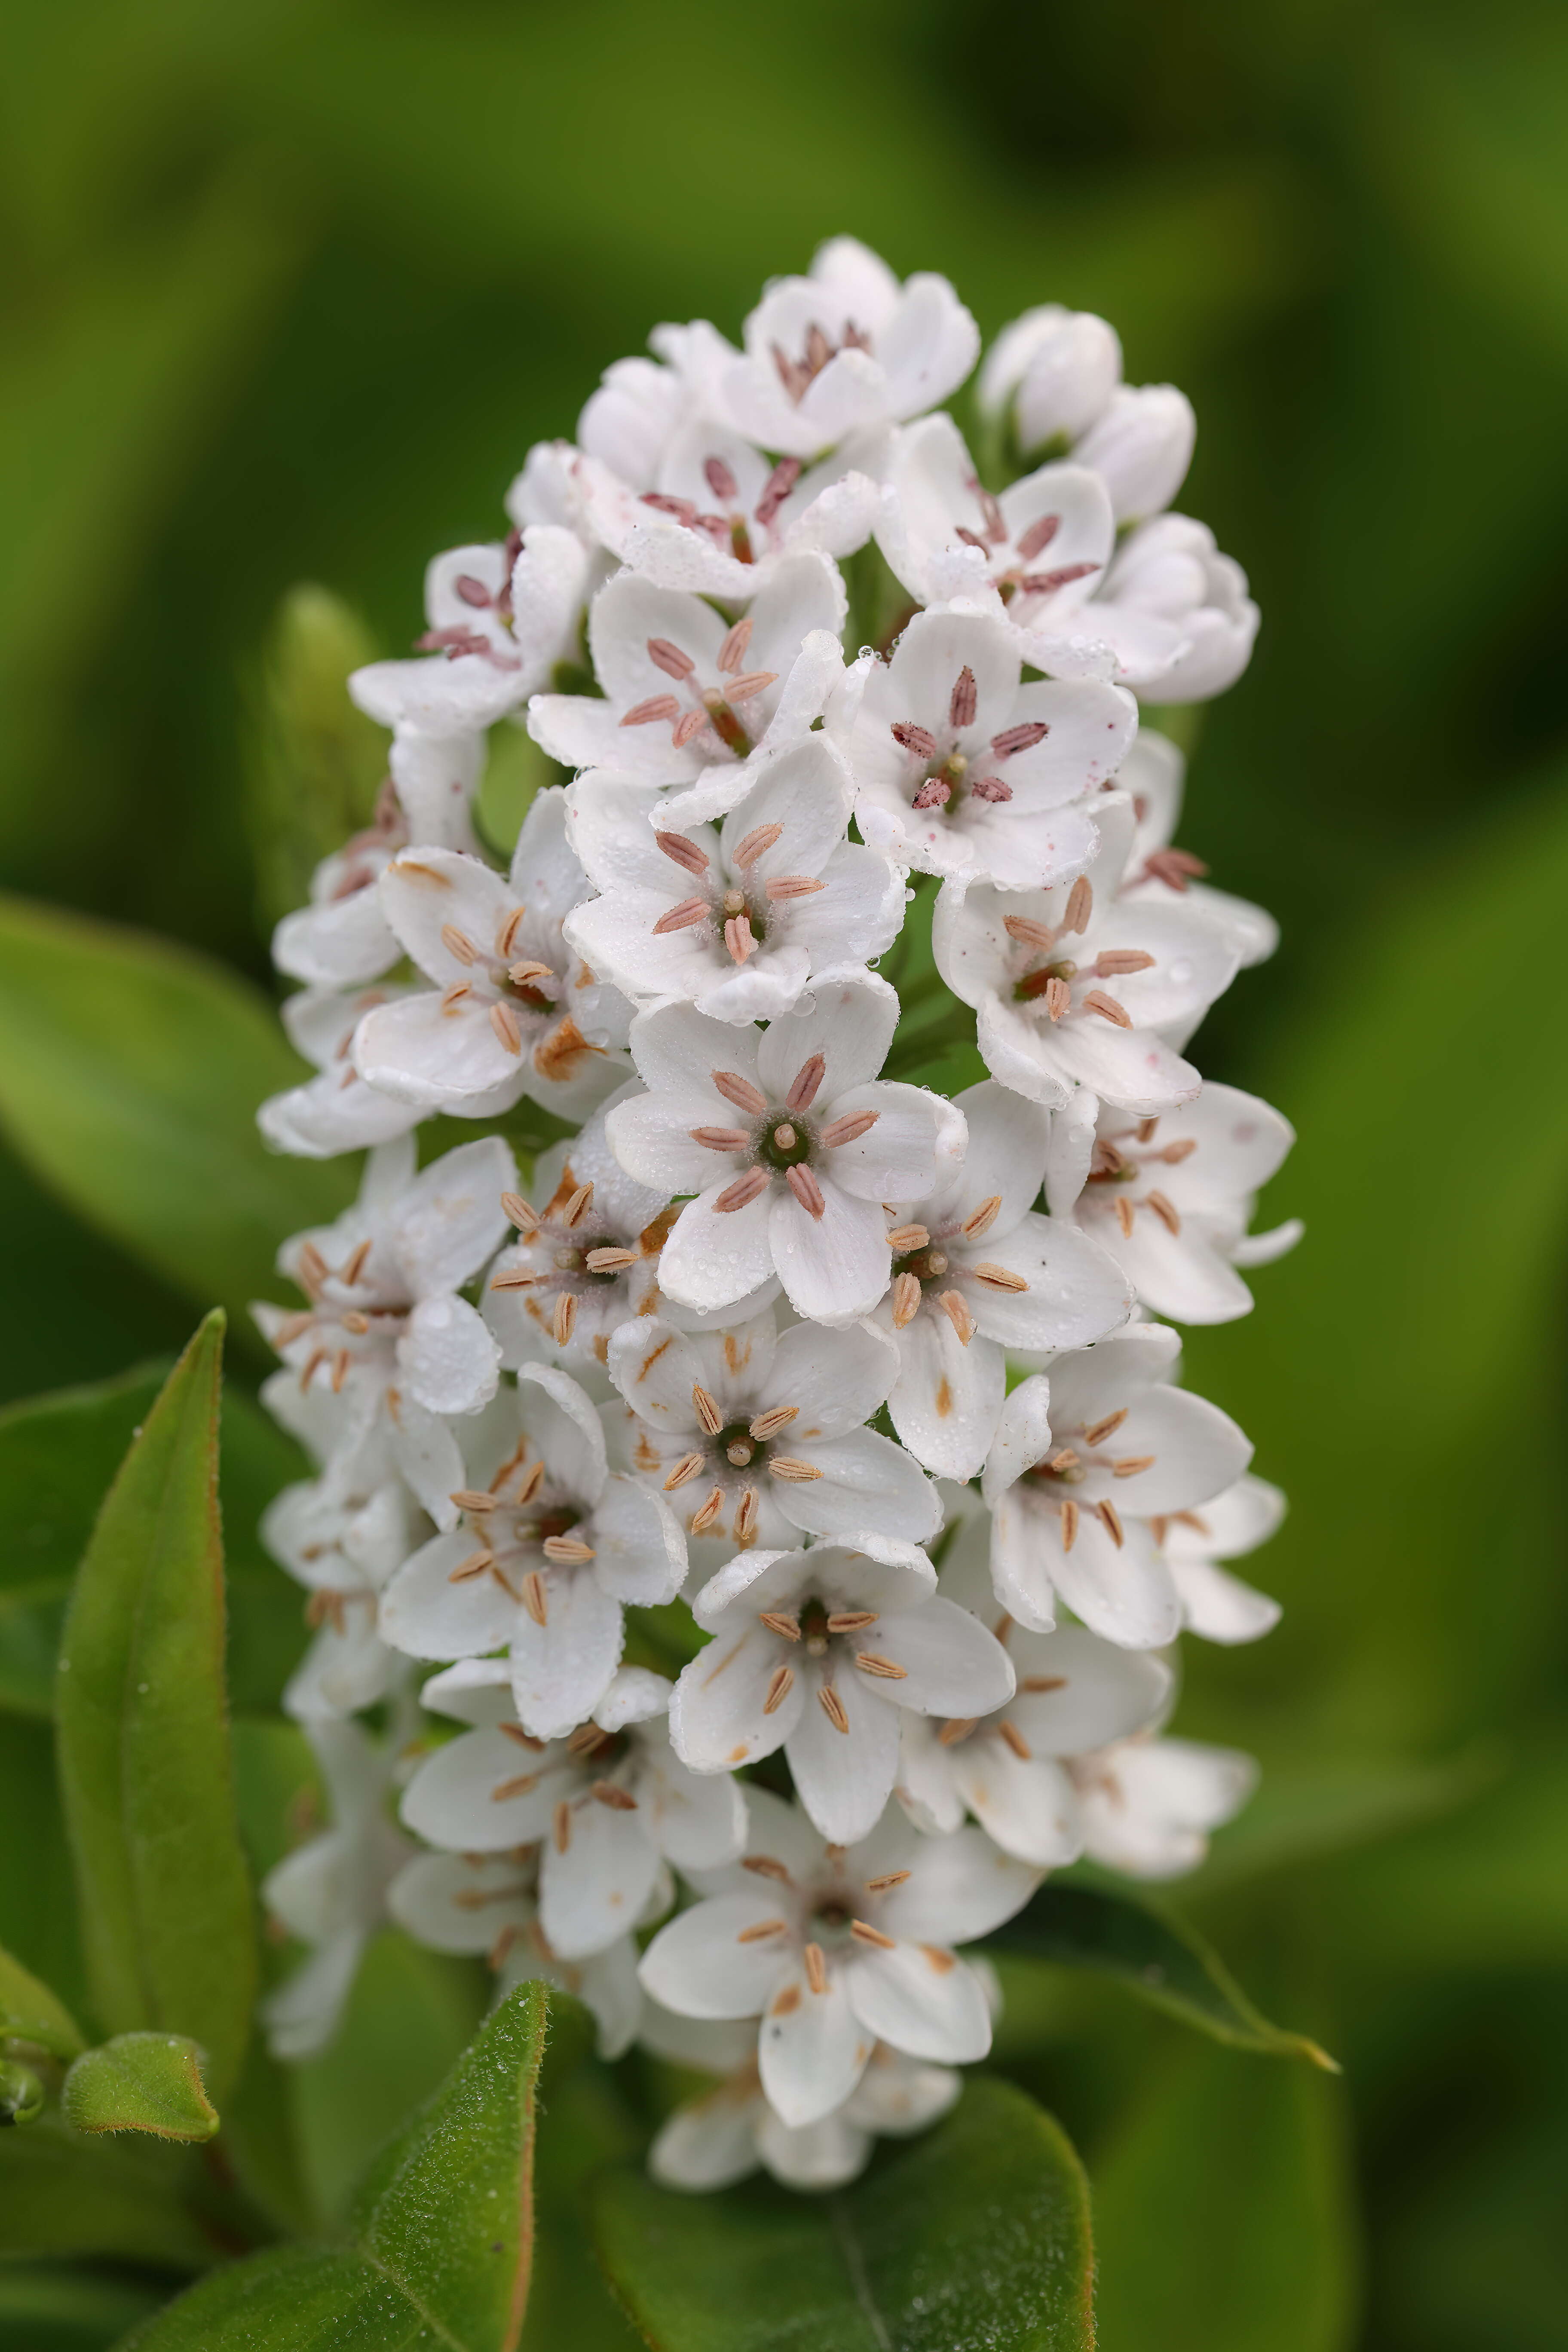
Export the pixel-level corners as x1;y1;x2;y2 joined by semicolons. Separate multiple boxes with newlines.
0;1362;309;1721
1092;2034;1357;2352
593;2076;1094;2352
0;892;355;1336
62;2034;218;2144
988;1880;1338;2068
120;1979;557;2352
0;2119;210;2269
0;1939;84;2061
243;584;387;928
55;1314;256;2103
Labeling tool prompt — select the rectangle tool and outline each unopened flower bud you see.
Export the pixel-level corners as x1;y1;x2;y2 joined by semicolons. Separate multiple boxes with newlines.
0;2059;44;2126
1072;385;1196;524
979;304;1123;454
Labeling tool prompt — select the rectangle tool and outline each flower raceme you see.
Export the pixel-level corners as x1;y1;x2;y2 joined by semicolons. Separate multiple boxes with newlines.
252;235;1295;2189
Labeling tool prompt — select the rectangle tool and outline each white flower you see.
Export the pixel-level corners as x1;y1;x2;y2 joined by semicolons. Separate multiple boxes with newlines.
607;1309;938;1556
933;791;1239;1115
260;1712;416;2060
563;740;902;1025
872;1080;1132;1482
1117;728;1278;968
258;983;424;1160
894;1516;1170;1865
388;1845;640;2058
980;1323;1253;1648
638;1788;1033;2127
830;604;1134;885
350;530;592;737
271;785;407;989
715;238;979;460
481;1083;677;1376
1072;386;1196;525
576;426;882;601
1160;1474;1285;1645
528;554;843;790
254;1135;514;1522
978;306;1124;456
606;971;965;1327
351;789;632;1124
643;2006;960;2194
578;359;693;490
1060;1084;1300;1324
398;1659;744;1959
878;415;1114;646
263;1466;428;1721
379;1362;686;1739
1072;1734;1258;1879
670;1532;1013;1844
1094;517;1259;701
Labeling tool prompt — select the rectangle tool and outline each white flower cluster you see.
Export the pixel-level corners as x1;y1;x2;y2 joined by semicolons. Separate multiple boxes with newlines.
253;239;1296;2193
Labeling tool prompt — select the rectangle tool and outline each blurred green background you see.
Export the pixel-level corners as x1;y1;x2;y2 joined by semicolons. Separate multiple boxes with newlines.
1;1;1565;2345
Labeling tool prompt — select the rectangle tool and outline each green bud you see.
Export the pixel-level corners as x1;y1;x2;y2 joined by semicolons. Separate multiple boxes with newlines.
0;2058;45;2125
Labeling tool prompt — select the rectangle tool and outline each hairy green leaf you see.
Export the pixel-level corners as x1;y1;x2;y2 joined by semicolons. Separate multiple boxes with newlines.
594;2076;1094;2352
55;1314;255;2102
121;1980;557;2352
0;894;354;1335
989;1880;1338;2068
0;1940;84;2062
1093;2034;1356;2352
63;2034;218;2144
0;1361;308;1721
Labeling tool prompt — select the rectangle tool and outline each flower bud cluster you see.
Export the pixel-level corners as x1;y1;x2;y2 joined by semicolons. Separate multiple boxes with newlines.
252;238;1294;2191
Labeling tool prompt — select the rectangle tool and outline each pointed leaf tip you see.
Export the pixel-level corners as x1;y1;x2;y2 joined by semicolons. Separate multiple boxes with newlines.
63;2034;219;2142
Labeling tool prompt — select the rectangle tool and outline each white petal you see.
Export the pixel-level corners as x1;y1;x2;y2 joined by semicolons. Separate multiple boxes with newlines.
1007;1625;1172;1752
861;1596;1014;1717
589;1474;687;1606
662;1178;778;1317
541;1797;661;1959
509;1569;625;1740
397;1294;501;1416
845;1943;992;2064
669;1621;804;1773
758;1961;870;2130
380;1529;517;1659
886;1312;1005;1485
874;1823;1040;1945
400;1727;563;1849
638;1891;796;2018
754;968;898;1103
651;2086;763;2191
784;1664;900;1845
755;2105;871;2192
950;1743;1082;1867
1169;1556;1281;1644
769;1182;890;1326
777;1428;939;1545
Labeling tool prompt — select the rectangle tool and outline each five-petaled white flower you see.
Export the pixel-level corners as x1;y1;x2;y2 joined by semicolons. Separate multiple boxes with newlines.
638;1788;1033;2127
894;1516;1172;1866
398;1659;744;1960
606;971;965;1328
350;529;593;739
258;983;424;1160
379;1362;686;1738
528;554;843;790
1059;1084;1300;1325
351;789;632;1124
980;1324;1253;1650
482;1082;685;1377
576;426;882;603
271;784;407;991
388;1847;641;2059
670;1533;1014;1844
607;1309;938;1558
1158;1474;1285;1645
260;1709;417;2060
564;740;902;1025
714;238;980;461
933;791;1239;1115
642;2005;962;2194
872;1080;1132;1482
1070;1733;1258;1879
830;605;1134;885
254;1135;515;1524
